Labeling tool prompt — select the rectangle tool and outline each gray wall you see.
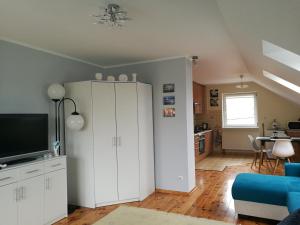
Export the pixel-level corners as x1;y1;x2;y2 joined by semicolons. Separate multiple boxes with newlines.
0;40;103;147
105;58;195;192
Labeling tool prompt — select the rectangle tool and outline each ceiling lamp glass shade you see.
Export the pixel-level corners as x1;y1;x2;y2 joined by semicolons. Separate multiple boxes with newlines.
66;112;84;131
236;75;249;89
47;83;65;100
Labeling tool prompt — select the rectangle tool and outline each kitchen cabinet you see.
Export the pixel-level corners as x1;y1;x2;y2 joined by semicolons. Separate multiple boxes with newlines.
193;82;205;114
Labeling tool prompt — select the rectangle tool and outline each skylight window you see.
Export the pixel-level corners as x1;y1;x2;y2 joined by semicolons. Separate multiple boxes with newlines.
262;40;300;72
263;70;300;94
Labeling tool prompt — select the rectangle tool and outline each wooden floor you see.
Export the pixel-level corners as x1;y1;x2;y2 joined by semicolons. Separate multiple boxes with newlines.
54;161;283;225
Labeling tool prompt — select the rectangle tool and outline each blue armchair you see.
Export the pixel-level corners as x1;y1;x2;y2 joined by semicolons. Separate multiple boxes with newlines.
231;163;300;221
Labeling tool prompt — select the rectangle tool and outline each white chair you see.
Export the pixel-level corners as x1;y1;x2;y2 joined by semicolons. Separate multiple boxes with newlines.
272;139;295;174
248;135;273;171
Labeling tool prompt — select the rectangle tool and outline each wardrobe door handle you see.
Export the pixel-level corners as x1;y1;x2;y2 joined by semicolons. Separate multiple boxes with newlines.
112;137;116;146
118;137;122;146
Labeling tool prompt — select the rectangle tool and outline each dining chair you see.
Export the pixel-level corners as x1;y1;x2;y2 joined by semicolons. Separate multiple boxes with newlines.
248;135;273;171
272;139;295;174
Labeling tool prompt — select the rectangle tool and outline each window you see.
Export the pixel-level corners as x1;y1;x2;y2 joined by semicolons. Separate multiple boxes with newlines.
222;93;258;128
263;70;300;94
262;40;300;72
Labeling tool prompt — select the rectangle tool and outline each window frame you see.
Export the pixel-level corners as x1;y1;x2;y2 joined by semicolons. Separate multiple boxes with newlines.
222;92;258;129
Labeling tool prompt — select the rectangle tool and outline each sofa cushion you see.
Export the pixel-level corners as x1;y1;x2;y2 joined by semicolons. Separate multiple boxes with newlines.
232;173;300;206
287;192;300;213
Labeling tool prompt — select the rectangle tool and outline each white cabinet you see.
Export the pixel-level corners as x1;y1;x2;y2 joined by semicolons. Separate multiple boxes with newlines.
0;183;18;225
18;175;44;225
44;169;67;224
65;81;155;208
0;156;67;225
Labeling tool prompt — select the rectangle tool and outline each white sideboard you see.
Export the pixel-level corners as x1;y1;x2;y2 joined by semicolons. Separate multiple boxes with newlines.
0;156;67;225
64;81;155;208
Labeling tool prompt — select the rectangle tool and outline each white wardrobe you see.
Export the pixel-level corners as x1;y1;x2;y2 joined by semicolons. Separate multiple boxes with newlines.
64;81;155;208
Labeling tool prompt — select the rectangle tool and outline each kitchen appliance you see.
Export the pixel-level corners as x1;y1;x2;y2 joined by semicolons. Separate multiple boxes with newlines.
202;122;208;130
199;134;205;154
288;121;300;130
194;124;202;133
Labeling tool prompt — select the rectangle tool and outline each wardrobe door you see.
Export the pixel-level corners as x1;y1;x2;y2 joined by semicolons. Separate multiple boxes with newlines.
92;82;119;204
115;83;139;200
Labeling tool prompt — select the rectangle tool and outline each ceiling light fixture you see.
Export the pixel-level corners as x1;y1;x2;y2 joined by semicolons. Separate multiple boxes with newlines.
236;75;249;89
92;3;131;27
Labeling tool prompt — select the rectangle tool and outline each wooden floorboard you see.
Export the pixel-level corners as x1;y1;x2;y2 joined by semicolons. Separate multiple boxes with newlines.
54;161;282;225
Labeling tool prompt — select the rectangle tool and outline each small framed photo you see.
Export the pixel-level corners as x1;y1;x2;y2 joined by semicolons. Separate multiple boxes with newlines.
210;98;218;107
163;108;176;117
163;83;175;93
163;96;175;105
210;89;218;97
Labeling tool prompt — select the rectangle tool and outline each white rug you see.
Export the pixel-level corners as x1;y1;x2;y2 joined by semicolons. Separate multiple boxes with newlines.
93;206;233;225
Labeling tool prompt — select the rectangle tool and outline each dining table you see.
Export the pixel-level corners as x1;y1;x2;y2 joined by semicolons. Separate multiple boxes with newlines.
255;136;300;172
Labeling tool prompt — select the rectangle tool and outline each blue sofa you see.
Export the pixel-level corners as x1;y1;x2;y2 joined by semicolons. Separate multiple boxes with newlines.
232;163;300;220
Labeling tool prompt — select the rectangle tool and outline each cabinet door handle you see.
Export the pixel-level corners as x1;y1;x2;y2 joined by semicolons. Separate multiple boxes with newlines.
26;169;40;174
51;163;61;168
0;176;11;182
15;188;18;202
19;187;24;200
117;136;122;146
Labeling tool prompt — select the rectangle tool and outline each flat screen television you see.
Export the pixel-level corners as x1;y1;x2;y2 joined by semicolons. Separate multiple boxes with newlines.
0;114;49;163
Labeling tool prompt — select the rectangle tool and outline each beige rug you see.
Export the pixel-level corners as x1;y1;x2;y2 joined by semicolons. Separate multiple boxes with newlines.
93;206;233;225
196;153;252;171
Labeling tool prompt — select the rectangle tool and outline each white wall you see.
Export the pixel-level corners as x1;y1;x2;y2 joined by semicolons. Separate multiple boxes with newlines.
0;40;103;149
105;58;195;192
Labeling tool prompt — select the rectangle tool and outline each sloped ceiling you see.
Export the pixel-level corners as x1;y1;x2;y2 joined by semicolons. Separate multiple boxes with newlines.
0;0;299;104
216;0;300;105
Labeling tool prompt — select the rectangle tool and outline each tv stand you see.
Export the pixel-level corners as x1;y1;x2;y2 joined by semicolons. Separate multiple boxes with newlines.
6;157;37;166
0;156;67;225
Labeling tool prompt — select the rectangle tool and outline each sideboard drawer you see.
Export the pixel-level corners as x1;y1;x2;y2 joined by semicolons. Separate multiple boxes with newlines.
45;157;66;173
0;169;19;186
19;162;44;180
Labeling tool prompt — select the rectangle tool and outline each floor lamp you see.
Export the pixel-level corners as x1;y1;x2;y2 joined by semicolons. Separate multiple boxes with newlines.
48;83;84;155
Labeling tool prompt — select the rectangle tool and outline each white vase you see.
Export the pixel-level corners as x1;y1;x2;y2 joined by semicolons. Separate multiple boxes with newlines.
132;73;137;82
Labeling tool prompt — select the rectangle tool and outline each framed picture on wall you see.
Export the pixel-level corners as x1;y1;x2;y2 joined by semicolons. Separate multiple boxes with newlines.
210;98;218;107
210;89;218;97
163;108;176;117
163;96;175;105
163;83;175;93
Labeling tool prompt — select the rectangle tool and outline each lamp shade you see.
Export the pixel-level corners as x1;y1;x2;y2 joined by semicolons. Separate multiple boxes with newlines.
47;83;65;100
66;113;84;131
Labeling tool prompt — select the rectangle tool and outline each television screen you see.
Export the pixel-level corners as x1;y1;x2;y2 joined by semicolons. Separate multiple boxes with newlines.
0;114;48;160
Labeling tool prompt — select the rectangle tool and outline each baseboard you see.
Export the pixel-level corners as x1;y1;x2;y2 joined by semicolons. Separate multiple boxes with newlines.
95;198;139;207
222;149;253;154
155;186;199;196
